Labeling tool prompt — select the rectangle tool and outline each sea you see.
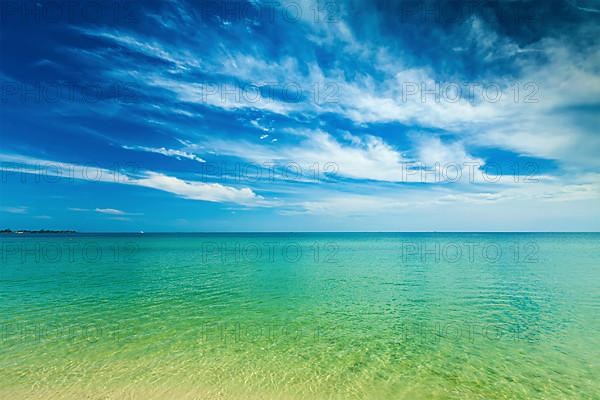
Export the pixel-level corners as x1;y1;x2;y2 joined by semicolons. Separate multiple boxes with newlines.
1;233;598;399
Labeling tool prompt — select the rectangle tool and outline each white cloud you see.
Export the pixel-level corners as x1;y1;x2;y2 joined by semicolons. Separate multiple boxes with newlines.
148;76;297;115
0;154;265;207
78;10;600;172
285;173;600;217
136;172;264;205
415;136;483;167
1;206;28;214
193;130;492;184
76;28;200;72
95;208;128;215
123;145;205;163
252;119;271;133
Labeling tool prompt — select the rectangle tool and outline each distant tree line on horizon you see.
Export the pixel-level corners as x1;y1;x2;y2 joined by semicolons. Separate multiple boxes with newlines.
0;229;77;233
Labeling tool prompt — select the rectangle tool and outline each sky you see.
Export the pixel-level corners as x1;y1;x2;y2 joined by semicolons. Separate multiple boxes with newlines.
0;0;599;232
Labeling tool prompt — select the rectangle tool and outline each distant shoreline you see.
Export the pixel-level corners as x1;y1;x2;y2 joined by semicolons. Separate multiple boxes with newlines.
1;231;598;234
0;229;77;234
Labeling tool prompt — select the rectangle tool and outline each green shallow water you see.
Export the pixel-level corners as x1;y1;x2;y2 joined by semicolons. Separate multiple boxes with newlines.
1;233;599;399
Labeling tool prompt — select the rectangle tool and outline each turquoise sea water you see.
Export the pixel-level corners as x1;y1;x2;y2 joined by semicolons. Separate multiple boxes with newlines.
1;233;599;399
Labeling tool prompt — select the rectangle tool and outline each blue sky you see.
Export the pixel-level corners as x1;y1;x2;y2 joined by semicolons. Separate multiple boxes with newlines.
1;0;599;231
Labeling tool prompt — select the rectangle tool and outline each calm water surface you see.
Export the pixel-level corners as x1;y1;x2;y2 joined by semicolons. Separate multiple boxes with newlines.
1;233;599;399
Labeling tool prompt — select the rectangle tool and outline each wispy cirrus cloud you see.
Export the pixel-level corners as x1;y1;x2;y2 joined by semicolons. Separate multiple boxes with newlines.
1;206;28;214
122;145;206;163
76;8;599;170
95;208;131;215
0;153;266;207
2;0;599;230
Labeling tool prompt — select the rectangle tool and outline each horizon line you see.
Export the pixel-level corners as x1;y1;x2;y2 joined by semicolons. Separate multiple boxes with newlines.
3;230;600;234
